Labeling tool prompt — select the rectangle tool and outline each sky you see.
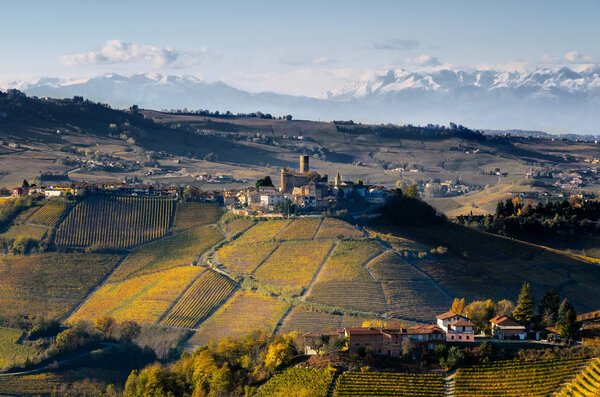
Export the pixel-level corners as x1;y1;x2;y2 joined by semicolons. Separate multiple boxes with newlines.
2;0;600;97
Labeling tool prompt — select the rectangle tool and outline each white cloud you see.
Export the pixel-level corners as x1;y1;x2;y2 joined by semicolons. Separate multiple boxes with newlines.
540;51;595;65
279;55;335;66
476;61;529;73
60;40;206;68
364;39;419;51
406;54;442;67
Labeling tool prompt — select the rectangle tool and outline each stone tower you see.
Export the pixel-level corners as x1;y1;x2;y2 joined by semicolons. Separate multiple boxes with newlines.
300;155;309;173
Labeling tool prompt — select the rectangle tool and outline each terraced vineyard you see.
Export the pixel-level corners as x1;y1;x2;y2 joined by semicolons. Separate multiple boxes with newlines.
276;217;322;240
161;269;236;328
23;199;70;227
318;240;385;282
217;241;280;274
0;327;40;369
0;253;121;319
308;281;388;313
55;195;174;248
333;372;444;397
278;307;381;334
369;251;451;321
556;357;600;397
256;367;334;397
69;266;203;324
189;290;289;346
110;225;224;281
172;202;221;231
253;240;335;291
454;357;586;397
315;217;364;239
233;219;291;243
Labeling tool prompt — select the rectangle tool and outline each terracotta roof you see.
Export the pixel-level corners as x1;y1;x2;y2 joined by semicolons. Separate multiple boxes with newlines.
345;327;383;335
450;320;475;327
576;310;600;322
407;324;445;334
490;315;525;328
436;310;461;320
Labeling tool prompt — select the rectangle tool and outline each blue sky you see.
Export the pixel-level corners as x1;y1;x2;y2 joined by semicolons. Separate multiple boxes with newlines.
3;0;599;96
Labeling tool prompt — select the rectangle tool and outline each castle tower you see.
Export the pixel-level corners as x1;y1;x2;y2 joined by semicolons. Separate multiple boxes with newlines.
335;172;342;187
300;155;309;173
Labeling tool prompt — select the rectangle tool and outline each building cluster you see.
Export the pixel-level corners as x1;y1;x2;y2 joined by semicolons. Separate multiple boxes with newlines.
10;181;181;198
227;155;391;212
304;310;530;357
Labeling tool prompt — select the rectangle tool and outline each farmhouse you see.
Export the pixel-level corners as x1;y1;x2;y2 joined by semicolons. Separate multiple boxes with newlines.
436;311;475;342
489;315;527;340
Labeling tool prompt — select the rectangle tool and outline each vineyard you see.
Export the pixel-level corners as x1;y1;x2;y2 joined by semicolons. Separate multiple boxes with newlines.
161;269;236;328
0;372;84;395
556;357;600;397
217;241;280;274
69;266;203;324
315;217;364;239
278;307;378;334
333;372;444;397
0;224;48;241
253;240;335;290
317;240;385;282
23;199;70;227
0;253;121;319
55;195;174;248
0;327;40;369
189;290;289;346
110;225;224;281
234;219;291;243
454;357;587;397
256;367;334;397
172;202;221;231
307;280;388;313
220;218;255;237
276;217;322;240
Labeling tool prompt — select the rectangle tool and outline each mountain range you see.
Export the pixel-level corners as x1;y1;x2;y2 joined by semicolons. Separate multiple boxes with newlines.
3;66;600;133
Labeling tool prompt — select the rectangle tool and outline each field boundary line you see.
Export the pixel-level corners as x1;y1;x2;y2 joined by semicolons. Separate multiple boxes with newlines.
272;305;294;335
271;219;294;240
63;253;130;323
249;242;282;276
363;249;390;282
190;284;240;330
301;240;340;301
156;268;208;325
311;217;325;240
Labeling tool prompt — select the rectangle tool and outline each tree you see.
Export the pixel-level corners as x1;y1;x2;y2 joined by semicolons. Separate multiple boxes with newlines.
513;282;534;325
94;316;116;339
466;300;497;334
497;299;515;316
22;179;29;188
478;341;494;363
556;299;577;342
120;320;141;343
451;298;466;315
204;152;217;162
404;184;419;199
255;176;274;189
539;289;560;328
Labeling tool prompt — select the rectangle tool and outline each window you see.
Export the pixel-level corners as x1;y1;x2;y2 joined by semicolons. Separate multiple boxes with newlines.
451;335;454;340
458;336;462;340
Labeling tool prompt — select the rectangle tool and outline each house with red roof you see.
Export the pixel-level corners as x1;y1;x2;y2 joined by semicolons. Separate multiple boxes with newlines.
490;315;527;340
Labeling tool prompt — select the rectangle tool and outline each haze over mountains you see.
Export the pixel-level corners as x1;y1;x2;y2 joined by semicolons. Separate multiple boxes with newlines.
4;65;600;134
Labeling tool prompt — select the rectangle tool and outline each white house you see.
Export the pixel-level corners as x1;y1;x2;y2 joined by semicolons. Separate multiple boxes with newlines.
259;192;286;207
436;311;475;342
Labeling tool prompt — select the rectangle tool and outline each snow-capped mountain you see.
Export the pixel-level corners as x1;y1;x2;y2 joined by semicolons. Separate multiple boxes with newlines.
3;67;599;133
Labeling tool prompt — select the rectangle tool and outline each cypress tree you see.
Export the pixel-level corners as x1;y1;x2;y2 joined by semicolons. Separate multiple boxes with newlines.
539;289;560;327
556;299;578;341
513;282;534;325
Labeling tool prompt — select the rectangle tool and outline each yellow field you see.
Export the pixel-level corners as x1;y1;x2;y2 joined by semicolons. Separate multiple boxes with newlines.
0;253;121;319
253;240;335;290
217;241;280;274
315;218;364;239
220;218;255;237
0;327;40;369
318;239;385;282
234;219;291;243
188;290;289;346
111;225;224;281
276;217;322;240
278;307;380;334
69;266;203;325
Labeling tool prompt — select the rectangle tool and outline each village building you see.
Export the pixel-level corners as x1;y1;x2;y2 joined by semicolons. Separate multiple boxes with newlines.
436;311;476;342
489;315;527;340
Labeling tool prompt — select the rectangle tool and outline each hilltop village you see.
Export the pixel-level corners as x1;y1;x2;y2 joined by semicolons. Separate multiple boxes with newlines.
6;155;391;215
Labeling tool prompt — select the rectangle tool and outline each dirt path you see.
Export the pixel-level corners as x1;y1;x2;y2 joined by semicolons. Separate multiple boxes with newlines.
300;240;340;301
271;219;294;240
443;370;456;397
311;217;325;240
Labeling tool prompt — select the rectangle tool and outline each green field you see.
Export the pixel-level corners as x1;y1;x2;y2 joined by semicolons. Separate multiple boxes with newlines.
0;327;40;369
110;225;224;281
0;253;121;319
55;195;174;248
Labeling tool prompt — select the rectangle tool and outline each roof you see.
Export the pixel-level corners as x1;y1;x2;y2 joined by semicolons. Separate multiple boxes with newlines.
577;310;600;322
345;327;383;335
436;311;462;320
449;320;475;327
490;315;525;328
407;324;445;334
